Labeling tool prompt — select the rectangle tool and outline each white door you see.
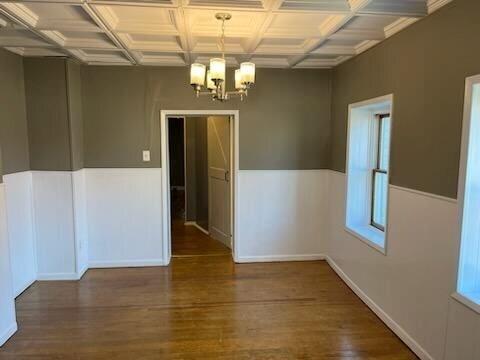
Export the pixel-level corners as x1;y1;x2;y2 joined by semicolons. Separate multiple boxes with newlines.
207;116;231;248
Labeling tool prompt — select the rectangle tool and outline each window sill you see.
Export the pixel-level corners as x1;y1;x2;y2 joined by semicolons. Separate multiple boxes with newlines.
452;292;480;315
345;224;386;255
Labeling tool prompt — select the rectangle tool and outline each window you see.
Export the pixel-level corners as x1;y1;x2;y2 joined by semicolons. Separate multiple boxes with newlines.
456;75;480;312
345;95;393;253
371;114;391;231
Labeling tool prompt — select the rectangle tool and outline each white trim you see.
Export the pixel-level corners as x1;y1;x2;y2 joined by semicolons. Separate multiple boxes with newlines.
83;167;161;171
389;184;457;204
89;259;166;268
239;169;328;173
77;264;89;279
326;256;434;360
345;94;394;255
37;272;81;281
161;110;240;265
454;73;480;313
236;254;326;263
452;292;480;315
347;94;394;111
13;277;36;298
427;0;453;14
331;170;458;204
0;322;17;347
344;227;386;255
384;18;418;38
184;221;209;235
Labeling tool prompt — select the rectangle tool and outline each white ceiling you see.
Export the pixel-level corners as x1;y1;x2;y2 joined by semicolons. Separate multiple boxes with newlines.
0;0;451;68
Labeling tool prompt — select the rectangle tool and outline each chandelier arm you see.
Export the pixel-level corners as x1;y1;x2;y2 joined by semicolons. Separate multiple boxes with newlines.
190;13;254;102
221;17;225;59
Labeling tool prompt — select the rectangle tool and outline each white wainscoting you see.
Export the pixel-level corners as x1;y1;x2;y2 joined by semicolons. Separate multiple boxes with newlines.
84;168;164;267
444;297;480;359
4;172;36;297
236;170;328;262
31;171;77;280
327;170;463;360
72;170;89;277
0;183;17;346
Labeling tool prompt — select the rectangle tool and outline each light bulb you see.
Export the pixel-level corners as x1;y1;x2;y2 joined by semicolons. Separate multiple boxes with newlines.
190;63;206;87
240;62;255;85
206;70;216;90
210;58;226;81
235;69;245;90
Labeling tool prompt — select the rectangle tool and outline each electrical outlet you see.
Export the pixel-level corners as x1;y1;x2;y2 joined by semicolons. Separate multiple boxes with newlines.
142;150;151;162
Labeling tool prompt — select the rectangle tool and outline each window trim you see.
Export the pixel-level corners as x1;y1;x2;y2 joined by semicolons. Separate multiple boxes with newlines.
344;94;393;255
453;74;480;313
370;113;390;232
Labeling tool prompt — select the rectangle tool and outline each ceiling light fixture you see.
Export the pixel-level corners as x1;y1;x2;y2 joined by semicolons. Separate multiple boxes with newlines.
190;13;255;102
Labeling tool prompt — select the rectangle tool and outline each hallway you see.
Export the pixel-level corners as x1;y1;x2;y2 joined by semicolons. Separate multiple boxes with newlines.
171;220;231;257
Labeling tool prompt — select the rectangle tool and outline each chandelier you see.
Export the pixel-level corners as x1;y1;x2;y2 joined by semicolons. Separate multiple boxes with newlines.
190;13;256;102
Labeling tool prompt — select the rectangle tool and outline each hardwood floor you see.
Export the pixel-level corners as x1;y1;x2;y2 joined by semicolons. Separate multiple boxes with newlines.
0;252;417;359
172;220;231;257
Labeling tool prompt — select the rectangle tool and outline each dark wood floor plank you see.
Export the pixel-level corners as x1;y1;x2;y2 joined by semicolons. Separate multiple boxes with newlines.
0;227;417;359
171;221;231;257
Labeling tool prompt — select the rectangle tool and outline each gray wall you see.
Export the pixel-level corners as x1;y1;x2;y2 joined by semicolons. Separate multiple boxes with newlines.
331;0;480;198
24;58;84;171
0;147;3;183
24;58;72;171
0;48;30;176
67;60;84;171
81;66;332;170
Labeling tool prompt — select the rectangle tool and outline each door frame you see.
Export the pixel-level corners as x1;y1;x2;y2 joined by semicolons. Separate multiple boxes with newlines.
160;110;239;265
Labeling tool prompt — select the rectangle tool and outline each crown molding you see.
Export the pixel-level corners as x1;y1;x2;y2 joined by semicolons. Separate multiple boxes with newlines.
427;0;453;14
384;17;418;38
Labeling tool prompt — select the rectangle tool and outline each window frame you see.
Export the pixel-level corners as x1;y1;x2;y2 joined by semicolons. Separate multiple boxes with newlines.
454;74;480;314
345;94;393;255
370;113;390;232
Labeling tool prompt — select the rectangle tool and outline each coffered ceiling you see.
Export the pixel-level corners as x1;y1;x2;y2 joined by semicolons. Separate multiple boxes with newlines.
0;0;451;68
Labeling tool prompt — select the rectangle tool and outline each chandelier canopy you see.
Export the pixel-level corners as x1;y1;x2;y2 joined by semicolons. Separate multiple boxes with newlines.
190;13;256;102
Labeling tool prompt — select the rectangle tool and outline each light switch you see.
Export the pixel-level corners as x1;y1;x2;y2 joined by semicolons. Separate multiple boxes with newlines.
142;150;151;162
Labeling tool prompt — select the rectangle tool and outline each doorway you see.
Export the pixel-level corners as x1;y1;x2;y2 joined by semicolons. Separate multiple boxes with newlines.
161;111;239;264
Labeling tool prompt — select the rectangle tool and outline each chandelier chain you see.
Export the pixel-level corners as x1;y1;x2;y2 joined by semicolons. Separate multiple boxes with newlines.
220;18;225;59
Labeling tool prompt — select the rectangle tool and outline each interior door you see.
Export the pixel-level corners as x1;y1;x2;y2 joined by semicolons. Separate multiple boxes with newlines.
207;116;231;248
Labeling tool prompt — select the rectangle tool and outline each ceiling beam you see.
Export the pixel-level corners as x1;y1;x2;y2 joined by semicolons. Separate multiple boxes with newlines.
0;4;83;62
81;1;137;64
173;6;191;65
288;0;376;68
355;1;427;17
243;0;283;59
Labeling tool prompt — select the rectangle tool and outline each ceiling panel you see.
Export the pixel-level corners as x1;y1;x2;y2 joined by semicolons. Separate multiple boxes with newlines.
0;0;451;67
278;0;350;12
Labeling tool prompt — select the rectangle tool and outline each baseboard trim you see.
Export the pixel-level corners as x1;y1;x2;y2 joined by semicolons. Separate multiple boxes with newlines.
236;254;326;263
184;221;209;235
325;256;433;360
89;259;166;268
37;272;80;281
0;322;17;347
77;264;89;279
14;277;36;298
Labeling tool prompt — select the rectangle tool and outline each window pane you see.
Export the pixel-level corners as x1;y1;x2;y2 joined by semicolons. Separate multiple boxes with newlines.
458;82;480;303
373;171;388;229
378;117;391;170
